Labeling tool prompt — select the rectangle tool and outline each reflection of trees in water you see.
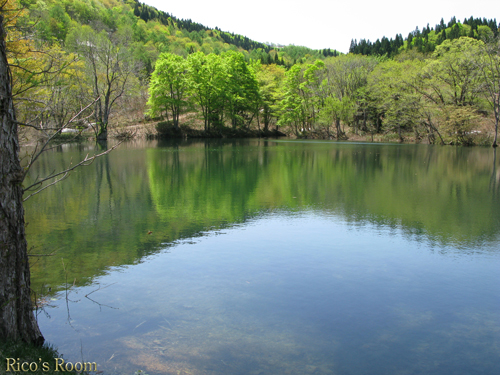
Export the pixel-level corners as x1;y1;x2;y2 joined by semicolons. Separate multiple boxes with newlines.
25;141;500;294
491;148;500;191
94;141;114;222
149;142;500;246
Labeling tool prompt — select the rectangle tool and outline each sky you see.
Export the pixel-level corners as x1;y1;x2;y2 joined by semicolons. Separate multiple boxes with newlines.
142;0;498;53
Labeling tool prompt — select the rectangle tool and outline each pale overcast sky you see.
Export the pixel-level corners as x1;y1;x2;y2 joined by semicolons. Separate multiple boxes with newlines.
142;0;498;53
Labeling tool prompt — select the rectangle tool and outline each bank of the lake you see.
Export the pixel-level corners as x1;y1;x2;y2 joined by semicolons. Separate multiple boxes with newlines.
106;118;494;146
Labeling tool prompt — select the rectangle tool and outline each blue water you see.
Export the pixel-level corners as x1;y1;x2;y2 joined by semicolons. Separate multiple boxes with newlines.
25;140;500;375
37;212;500;374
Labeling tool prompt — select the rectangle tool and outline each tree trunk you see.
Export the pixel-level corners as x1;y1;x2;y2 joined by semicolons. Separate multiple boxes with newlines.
0;14;44;345
492;106;498;148
335;117;342;139
96;123;108;141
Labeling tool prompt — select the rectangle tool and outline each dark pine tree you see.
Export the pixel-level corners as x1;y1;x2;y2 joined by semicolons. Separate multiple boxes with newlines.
349;39;357;53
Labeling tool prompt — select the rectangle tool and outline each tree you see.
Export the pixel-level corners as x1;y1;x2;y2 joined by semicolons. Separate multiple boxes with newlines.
0;5;44;345
187;52;227;131
13;45;86;136
476;36;500;147
277;64;306;135
255;63;285;132
318;96;354;139
429;37;484;107
300;59;325;130
66;25;134;141
368;59;425;141
419;38;487;144
147;53;190;129
324;55;376;138
224;51;260;129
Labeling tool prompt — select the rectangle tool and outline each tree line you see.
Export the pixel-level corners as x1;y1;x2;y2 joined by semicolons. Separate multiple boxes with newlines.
148;35;500;146
350;17;498;56
8;0;340;142
4;0;500;146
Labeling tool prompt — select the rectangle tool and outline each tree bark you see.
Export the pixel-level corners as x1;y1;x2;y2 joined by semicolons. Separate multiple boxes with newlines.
0;13;44;345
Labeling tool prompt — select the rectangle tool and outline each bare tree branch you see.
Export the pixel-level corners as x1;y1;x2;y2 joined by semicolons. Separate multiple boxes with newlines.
23;141;122;201
21;97;99;178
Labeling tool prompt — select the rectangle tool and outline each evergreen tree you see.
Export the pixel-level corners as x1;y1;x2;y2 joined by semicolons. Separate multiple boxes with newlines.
437;18;446;32
448;24;459;39
349;39;357;53
407;33;413;49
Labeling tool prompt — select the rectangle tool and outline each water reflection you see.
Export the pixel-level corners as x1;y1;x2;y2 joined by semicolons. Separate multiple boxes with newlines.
23;140;500;374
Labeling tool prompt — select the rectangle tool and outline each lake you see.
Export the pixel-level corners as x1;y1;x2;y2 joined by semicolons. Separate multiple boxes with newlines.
24;139;500;375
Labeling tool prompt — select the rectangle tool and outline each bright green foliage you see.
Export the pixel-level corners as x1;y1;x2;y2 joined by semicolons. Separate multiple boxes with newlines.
224;52;260;128
9;0;500;145
318;96;355;138
474;38;500;146
147;53;190;129
277;64;307;135
276;55;380;139
323;55;377;138
350;17;497;56
429;37;485;106
187;52;228;130
440;105;480;145
255;64;286;131
300;60;325;128
368;60;426;140
477;25;495;41
177;51;261;131
364;37;494;145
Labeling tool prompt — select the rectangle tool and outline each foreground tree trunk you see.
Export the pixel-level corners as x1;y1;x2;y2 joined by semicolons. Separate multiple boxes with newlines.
0;13;44;345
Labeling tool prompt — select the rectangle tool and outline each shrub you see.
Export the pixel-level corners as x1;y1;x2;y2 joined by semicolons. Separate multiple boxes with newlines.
155;121;183;138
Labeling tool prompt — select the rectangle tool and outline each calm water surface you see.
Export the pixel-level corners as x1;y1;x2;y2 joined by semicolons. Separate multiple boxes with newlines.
24;139;500;375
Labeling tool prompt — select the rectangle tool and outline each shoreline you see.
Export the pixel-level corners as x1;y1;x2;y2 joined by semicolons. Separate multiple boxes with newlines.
19;119;495;147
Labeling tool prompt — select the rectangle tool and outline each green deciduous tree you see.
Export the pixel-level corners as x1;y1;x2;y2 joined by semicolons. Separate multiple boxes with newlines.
324;55;376;138
429;37;484;107
66;25;135;140
255;63;285;132
224;51;260;129
368;59;426;141
187;52;227;131
476;36;500;147
277;64;307;136
147;53;190;129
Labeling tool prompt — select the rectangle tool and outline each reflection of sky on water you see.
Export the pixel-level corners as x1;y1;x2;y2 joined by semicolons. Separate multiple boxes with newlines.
38;213;500;375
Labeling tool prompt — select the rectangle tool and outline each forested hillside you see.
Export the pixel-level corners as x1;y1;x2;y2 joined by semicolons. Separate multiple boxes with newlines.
5;0;500;146
350;16;498;56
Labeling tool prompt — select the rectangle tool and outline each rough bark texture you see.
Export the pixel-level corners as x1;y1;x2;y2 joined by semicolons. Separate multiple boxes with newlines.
0;13;44;345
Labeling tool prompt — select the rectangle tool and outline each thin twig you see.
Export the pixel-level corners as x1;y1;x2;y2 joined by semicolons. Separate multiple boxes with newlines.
23;141;122;200
23;98;99;171
28;253;56;257
85;282;117;298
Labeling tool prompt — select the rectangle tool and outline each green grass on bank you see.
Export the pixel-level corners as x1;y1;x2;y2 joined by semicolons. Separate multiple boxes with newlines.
0;340;82;375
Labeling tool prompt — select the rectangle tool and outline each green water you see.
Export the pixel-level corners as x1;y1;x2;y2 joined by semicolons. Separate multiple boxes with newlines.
24;139;500;374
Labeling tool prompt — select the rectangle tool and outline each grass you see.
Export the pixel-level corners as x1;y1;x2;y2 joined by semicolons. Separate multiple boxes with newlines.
0;340;85;375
